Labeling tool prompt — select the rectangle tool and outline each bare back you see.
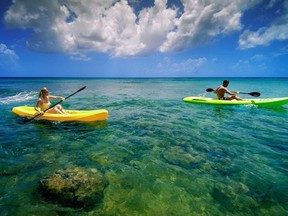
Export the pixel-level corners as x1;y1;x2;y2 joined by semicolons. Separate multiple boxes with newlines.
214;86;227;99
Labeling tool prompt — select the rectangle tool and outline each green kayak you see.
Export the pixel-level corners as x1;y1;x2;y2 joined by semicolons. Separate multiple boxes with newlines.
183;97;288;106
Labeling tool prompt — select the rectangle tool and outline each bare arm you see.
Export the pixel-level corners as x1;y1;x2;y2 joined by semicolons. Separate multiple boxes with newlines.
49;95;65;101
34;99;43;113
226;89;239;95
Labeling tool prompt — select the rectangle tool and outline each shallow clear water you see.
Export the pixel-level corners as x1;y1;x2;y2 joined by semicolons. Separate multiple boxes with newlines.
0;78;288;215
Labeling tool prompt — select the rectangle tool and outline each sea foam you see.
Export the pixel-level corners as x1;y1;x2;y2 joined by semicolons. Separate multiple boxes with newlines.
0;91;36;104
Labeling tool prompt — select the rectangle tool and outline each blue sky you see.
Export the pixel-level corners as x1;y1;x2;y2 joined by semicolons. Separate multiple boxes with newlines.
0;0;287;77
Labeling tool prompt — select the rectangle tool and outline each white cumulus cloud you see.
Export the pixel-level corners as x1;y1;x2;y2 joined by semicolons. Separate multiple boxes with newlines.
4;0;280;59
160;0;249;52
239;24;288;49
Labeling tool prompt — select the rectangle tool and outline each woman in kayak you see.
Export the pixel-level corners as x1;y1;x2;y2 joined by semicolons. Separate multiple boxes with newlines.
214;80;242;100
34;87;68;114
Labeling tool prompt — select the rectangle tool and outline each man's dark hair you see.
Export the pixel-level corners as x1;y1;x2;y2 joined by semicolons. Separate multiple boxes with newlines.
223;80;229;85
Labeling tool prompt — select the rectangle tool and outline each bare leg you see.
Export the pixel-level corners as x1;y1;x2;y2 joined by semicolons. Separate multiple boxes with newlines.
55;105;68;114
46;105;68;114
230;95;242;101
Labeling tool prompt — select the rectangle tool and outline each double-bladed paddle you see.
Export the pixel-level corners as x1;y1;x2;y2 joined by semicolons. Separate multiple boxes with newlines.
206;88;261;97
21;86;86;124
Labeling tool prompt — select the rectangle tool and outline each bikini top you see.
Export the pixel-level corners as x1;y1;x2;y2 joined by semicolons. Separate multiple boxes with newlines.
40;101;51;111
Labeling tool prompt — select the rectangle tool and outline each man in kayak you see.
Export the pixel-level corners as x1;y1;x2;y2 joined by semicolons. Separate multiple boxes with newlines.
214;80;242;100
34;87;68;114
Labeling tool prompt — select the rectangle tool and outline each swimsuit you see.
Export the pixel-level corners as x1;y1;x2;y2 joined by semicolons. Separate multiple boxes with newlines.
40;102;51;111
220;97;230;100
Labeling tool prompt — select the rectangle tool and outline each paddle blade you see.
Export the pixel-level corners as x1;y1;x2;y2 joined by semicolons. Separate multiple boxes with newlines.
64;86;86;100
77;86;86;92
20;115;40;124
249;92;261;97
206;88;215;92
19;118;30;124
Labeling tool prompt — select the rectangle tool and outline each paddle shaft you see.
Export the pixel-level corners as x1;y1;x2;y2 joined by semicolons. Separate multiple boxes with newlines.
239;92;254;95
22;86;86;124
206;88;260;97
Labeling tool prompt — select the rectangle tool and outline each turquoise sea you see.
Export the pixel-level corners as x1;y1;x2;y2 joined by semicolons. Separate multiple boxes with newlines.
0;78;288;215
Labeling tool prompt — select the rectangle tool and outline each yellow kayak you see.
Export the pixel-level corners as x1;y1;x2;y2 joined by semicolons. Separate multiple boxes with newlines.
12;106;108;122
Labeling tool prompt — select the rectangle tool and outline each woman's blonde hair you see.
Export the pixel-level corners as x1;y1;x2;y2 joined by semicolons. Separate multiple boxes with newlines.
38;87;49;98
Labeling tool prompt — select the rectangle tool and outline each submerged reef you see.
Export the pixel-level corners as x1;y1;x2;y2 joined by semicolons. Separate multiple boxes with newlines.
38;167;107;208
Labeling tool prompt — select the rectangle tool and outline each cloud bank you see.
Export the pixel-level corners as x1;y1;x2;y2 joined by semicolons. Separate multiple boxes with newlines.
0;43;19;70
4;0;287;58
238;0;288;49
